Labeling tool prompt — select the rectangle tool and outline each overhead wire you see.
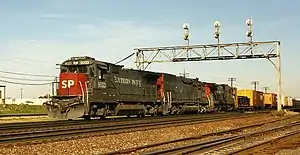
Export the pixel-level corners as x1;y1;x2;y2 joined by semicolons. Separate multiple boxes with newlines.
0;53;56;65
234;81;251;89
0;75;54;82
0;55;57;86
0;57;52;65
0;52;168;85
0;70;56;77
115;53;135;64
0;70;57;86
0;79;52;86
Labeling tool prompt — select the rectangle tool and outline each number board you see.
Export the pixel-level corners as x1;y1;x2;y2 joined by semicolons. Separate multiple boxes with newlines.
64;60;91;65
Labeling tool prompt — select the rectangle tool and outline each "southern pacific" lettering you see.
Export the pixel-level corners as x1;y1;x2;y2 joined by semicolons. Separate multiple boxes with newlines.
113;76;141;87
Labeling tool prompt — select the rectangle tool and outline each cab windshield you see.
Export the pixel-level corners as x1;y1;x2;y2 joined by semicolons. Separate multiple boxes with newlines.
61;65;88;73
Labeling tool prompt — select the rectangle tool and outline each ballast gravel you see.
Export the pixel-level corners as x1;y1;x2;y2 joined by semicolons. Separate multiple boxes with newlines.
0;113;294;155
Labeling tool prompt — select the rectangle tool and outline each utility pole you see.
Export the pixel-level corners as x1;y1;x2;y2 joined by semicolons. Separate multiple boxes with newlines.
228;77;236;87
179;69;190;78
251;81;259;91
262;87;270;93
20;88;23;99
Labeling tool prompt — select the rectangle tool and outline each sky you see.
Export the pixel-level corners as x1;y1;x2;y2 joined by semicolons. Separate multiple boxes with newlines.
0;0;299;99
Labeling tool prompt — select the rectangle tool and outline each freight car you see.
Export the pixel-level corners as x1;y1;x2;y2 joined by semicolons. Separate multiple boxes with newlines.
263;93;277;109
43;56;236;120
237;96;251;110
237;89;264;110
292;99;300;107
282;96;300;110
283;96;293;108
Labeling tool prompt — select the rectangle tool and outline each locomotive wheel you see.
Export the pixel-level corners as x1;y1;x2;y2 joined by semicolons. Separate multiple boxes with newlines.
99;115;106;119
137;114;145;118
83;115;91;120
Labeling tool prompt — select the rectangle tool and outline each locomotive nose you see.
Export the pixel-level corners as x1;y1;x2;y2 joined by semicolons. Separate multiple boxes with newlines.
59;73;88;96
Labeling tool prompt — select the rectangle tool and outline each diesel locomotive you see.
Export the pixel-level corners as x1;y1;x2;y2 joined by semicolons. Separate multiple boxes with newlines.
43;56;237;120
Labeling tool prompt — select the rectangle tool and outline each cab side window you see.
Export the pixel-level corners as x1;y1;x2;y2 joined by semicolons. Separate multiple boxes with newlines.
98;68;108;81
98;70;103;81
89;68;95;77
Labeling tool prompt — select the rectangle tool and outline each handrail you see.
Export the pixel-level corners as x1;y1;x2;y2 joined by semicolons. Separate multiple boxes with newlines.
85;81;89;104
79;81;85;103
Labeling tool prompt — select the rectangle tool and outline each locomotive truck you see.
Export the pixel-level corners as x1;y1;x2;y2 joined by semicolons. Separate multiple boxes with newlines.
43;56;237;120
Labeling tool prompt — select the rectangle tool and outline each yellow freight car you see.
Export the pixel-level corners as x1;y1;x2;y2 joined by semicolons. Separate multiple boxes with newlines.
263;93;277;109
238;89;264;109
283;96;293;107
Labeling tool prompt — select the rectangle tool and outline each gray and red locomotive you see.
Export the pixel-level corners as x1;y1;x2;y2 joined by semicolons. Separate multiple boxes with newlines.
44;56;237;120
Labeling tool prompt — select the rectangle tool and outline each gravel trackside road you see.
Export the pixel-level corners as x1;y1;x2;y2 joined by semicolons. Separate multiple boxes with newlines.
0;113;297;155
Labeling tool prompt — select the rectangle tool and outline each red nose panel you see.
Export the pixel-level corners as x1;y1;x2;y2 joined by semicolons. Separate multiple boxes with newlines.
59;73;88;96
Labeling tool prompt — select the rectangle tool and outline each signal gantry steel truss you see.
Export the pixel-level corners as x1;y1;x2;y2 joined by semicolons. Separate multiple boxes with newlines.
134;41;280;70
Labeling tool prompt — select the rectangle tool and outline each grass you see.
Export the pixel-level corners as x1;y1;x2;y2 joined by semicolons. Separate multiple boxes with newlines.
0;104;46;114
0;116;57;124
270;110;287;117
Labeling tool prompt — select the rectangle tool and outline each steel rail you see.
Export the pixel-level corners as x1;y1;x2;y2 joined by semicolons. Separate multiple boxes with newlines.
0;112;252;132
143;119;300;155
0;112;261;145
100;115;297;155
227;129;300;154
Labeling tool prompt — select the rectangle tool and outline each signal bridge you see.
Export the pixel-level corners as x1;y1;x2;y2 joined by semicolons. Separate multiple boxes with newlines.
133;18;282;111
134;40;280;70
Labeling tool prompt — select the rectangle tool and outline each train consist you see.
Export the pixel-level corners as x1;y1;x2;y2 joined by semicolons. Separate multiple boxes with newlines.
43;56;300;120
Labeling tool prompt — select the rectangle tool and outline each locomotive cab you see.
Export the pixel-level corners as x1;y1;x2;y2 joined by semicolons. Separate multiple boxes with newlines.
58;56;94;97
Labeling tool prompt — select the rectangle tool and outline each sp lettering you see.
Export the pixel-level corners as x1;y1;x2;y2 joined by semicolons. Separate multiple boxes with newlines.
61;80;75;88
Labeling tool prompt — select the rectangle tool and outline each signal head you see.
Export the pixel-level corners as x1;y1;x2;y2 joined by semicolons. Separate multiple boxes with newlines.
182;23;190;29
213;20;221;27
183;33;189;40
246;30;253;37
246;18;253;26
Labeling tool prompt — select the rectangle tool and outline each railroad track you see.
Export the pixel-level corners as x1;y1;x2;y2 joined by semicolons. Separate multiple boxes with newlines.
196;121;300;155
101;114;300;155
229;129;300;154
0;113;216;131
0;112;264;146
0;112;258;133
